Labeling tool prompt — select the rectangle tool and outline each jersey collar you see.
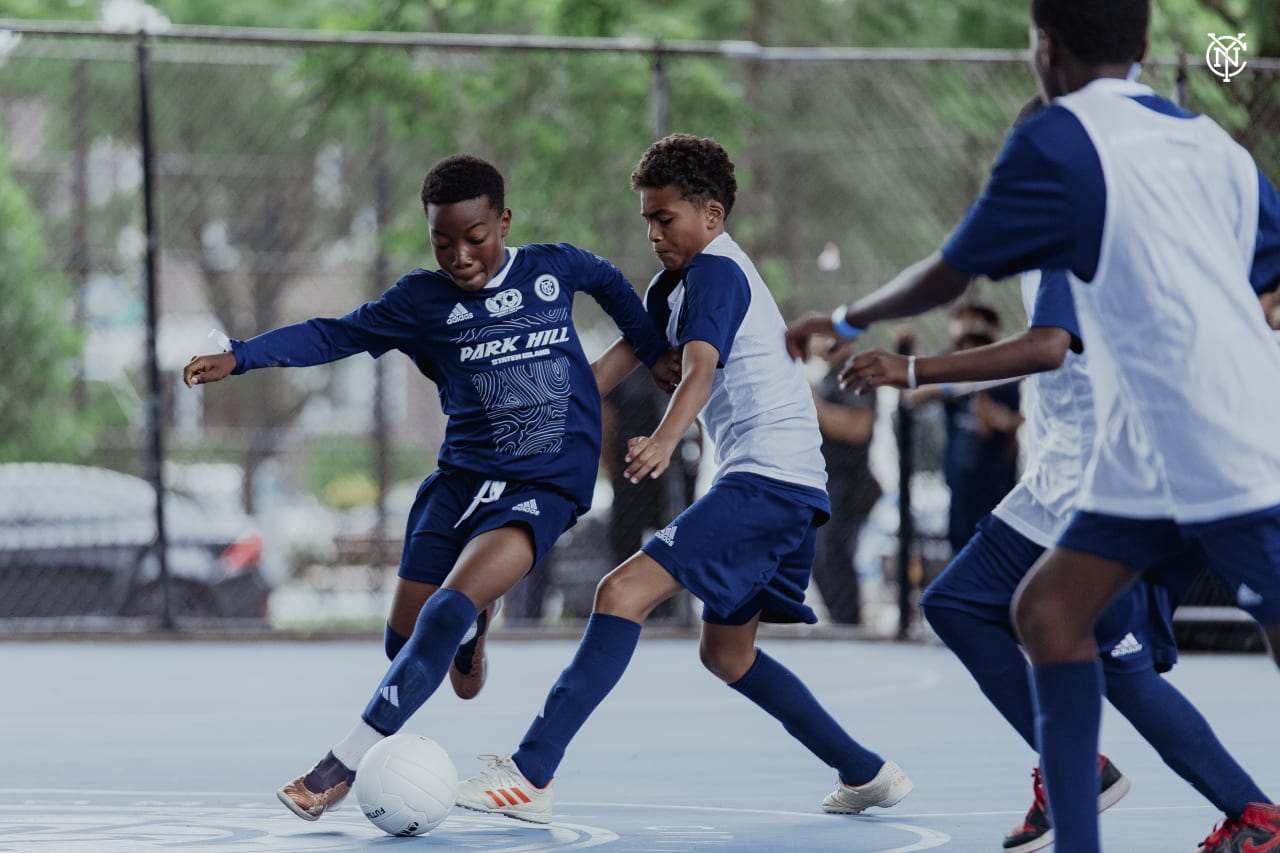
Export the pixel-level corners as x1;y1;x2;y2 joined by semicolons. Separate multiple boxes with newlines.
482;247;519;290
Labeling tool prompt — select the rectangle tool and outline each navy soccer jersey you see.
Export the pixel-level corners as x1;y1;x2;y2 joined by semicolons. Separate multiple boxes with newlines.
230;243;666;512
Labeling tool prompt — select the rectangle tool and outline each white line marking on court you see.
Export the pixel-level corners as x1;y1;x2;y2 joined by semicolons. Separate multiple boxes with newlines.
565;802;951;851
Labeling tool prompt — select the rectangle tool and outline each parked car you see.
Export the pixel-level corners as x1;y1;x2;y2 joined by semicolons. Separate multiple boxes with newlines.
0;463;269;621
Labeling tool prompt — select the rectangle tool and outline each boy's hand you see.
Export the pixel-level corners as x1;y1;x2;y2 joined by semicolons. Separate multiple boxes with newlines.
840;349;907;393
784;311;836;361
183;351;236;387
650;347;682;394
624;435;674;483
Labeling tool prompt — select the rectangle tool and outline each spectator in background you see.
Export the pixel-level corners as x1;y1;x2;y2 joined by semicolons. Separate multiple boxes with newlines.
811;339;882;625
602;367;670;566
905;302;1022;556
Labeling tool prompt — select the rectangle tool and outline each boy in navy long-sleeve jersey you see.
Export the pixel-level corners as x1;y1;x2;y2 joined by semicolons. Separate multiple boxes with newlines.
184;154;669;823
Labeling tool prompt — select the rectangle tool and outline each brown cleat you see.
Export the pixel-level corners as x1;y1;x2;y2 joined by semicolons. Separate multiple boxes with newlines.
450;600;497;700
276;750;356;821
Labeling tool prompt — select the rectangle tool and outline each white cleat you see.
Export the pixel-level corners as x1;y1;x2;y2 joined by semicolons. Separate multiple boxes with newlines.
822;760;913;814
455;754;553;824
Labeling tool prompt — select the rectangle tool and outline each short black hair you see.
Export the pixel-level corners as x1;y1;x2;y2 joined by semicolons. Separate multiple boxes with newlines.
421;154;505;212
631;134;738;218
1031;0;1149;65
950;299;1001;330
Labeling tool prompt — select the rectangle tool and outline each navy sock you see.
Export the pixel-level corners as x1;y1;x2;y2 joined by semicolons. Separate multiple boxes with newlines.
513;613;642;788
1106;669;1267;816
362;588;476;735
1032;660;1104;853
923;603;1037;750
730;650;884;785
384;623;409;661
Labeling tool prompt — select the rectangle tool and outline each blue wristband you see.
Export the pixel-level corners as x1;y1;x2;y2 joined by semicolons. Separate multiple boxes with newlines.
830;305;864;340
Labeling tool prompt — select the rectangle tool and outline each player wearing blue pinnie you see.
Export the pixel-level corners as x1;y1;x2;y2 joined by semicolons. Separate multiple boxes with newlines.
847;267;1272;853
453;133;912;825
786;1;1280;850
183;154;670;822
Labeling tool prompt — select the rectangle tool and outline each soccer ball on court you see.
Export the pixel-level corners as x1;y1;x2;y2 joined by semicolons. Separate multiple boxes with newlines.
353;734;458;836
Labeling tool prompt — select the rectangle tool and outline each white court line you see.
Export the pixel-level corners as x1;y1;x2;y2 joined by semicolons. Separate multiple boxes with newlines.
564;801;951;852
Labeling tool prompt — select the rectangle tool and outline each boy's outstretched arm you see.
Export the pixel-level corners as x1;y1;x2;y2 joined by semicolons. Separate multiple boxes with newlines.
842;326;1073;393
592;339;683;396
183;352;237;387
785;253;972;360
623;340;716;483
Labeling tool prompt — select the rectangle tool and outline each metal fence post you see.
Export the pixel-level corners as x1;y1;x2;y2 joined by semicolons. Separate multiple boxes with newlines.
895;336;915;640
371;110;391;579
651;45;667;140
136;31;173;630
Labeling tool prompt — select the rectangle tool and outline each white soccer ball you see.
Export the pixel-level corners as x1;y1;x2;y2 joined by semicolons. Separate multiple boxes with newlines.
353;734;458;836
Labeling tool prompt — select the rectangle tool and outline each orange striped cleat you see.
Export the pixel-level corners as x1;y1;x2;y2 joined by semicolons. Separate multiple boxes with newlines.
454;754;553;824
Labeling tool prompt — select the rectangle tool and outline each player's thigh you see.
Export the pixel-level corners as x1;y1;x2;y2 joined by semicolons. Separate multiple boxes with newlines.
920;515;1042;623
1012;547;1138;663
442;524;537;612
699;614;762;683
1188;505;1280;632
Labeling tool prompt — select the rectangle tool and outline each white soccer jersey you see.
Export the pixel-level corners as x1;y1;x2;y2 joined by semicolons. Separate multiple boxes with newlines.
1057;81;1280;521
660;233;827;491
992;271;1097;547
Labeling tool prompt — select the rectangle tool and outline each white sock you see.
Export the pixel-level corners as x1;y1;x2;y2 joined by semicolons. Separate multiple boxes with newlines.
331;720;385;770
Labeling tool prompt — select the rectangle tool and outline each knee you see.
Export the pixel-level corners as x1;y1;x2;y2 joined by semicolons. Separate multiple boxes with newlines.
593;569;656;621
698;637;756;683
1011;585;1092;663
920;599;964;642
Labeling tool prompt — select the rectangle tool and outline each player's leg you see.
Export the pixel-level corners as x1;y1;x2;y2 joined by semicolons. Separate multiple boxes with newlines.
919;517;1042;750
1012;546;1138;853
1177;509;1280;850
278;525;535;822
700;612;911;813
455;551;683;823
385;577;433;659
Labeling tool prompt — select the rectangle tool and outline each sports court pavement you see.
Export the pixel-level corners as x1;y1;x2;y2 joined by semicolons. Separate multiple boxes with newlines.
2;634;1277;852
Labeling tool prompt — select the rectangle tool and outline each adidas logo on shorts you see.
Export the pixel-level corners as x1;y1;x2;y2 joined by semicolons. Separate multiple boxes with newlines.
653;525;677;546
447;303;474;325
512;499;540;516
1109;632;1143;658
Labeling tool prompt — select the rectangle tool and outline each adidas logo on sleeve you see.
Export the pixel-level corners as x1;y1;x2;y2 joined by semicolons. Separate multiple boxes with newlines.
653;525;677;546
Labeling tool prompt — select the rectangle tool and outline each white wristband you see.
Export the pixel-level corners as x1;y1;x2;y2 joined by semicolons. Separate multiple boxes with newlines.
830;305;864;341
907;355;918;390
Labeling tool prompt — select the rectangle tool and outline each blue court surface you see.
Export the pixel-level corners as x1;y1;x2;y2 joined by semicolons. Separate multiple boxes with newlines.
2;635;1277;852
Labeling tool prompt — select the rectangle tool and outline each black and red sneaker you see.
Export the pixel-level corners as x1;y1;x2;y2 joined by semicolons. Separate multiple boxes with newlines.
1002;755;1131;853
1198;803;1280;853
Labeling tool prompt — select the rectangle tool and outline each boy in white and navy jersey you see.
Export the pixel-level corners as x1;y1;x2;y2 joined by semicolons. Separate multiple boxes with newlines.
848;269;1271;853
787;2;1280;849
183;154;669;823
454;134;912;824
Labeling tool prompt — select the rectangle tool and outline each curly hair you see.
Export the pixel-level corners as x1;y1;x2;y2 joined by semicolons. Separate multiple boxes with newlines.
630;134;738;218
421;154;505;212
1032;0;1148;65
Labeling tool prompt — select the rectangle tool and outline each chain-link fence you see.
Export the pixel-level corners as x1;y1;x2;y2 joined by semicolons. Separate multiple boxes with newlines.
1;22;1276;637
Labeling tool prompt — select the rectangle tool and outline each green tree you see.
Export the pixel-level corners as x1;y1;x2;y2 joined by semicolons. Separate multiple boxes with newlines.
0;140;90;462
